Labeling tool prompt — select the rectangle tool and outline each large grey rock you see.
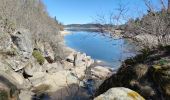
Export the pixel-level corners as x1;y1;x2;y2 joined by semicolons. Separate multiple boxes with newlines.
74;52;86;67
0;32;12;51
91;66;112;80
29;72;46;86
94;87;145;100
74;52;94;67
62;60;74;69
66;52;75;63
44;62;63;73
0;77;19;100
0;70;26;89
19;90;34;100
11;29;33;59
24;58;43;76
29;70;78;93
0;60;32;89
5;58;32;71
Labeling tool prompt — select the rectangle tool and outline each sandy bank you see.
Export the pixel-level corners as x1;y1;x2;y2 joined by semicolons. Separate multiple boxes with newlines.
60;30;71;36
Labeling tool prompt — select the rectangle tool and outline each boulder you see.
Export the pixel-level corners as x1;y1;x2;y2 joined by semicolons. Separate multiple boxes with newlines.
70;66;87;79
64;51;94;69
5;57;32;71
29;72;46;86
95;63;158;99
94;87;145;100
74;52;86;67
4;55;39;72
19;90;34;100
43;62;64;73
70;65;112;82
91;66;112;80
29;70;78;93
62;60;74;70
0;32;12;51
74;52;94;67
66;52;75;63
11;29;33;59
0;62;27;89
24;61;43;76
0;80;19;100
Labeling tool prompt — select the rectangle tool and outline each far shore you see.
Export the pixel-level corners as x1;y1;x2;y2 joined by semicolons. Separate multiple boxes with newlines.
60;30;71;36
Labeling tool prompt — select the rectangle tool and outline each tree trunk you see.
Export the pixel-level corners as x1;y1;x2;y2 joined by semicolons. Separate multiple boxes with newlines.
168;0;170;13
160;0;166;11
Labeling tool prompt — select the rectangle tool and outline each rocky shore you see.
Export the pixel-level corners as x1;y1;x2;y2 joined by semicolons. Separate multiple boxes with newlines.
0;29;113;100
94;46;170;100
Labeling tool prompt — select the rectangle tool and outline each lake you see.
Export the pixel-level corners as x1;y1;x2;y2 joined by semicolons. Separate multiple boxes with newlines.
64;31;136;68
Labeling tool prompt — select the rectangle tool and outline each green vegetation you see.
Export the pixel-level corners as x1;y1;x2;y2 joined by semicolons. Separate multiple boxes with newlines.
32;50;45;65
0;90;8;100
158;59;169;66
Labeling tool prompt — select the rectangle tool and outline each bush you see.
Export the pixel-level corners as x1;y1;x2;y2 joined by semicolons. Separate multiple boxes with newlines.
0;90;8;100
32;50;45;65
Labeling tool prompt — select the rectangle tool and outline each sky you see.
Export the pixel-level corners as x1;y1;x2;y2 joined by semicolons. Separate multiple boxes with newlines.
43;0;167;25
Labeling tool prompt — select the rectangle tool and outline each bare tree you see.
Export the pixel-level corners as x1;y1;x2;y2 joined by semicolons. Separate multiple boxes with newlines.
159;0;166;11
0;0;66;60
168;0;170;13
94;2;128;38
144;0;154;13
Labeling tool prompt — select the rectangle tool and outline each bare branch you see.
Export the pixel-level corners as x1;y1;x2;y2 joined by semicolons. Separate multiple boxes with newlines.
143;0;154;13
159;0;166;11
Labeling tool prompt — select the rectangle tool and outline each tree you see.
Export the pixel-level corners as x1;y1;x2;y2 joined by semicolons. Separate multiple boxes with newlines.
168;0;170;13
159;0;166;12
0;0;67;60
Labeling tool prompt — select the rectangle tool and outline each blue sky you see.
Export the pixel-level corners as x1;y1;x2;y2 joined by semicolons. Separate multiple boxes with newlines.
43;0;167;25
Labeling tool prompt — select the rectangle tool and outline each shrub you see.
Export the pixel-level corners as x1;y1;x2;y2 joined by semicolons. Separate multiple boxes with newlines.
158;59;169;66
32;50;45;65
0;90;8;100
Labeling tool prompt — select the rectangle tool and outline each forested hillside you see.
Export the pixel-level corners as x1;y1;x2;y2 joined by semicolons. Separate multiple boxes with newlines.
0;0;67;60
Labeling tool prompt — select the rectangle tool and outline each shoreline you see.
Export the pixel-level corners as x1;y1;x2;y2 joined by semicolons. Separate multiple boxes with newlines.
60;30;71;36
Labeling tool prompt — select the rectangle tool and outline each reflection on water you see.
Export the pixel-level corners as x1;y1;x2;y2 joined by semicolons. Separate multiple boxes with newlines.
64;31;137;68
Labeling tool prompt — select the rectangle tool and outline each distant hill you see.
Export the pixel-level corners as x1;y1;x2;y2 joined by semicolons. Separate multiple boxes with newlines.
65;24;102;28
64;24;116;32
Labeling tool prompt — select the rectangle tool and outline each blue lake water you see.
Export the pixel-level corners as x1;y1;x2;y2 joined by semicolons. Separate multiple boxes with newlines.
64;31;136;68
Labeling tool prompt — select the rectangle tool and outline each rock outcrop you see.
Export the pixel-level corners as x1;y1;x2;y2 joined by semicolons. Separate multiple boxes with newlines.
11;29;33;59
95;48;170;100
0;78;19;100
0;25;114;100
94;87;145;100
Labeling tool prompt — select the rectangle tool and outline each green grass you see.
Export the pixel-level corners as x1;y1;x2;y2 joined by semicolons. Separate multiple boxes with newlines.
32;50;45;65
